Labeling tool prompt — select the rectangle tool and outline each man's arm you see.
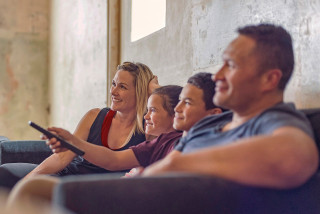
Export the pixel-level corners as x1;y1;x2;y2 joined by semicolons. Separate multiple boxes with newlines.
142;127;319;189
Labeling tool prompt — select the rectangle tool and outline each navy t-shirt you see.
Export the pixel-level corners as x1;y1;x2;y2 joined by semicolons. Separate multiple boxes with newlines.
57;108;146;175
175;103;314;153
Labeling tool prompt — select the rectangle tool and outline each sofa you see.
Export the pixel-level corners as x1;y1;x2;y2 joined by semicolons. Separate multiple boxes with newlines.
1;108;320;214
0;138;52;165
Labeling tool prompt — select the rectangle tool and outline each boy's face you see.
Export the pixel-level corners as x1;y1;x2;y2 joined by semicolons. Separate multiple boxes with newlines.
173;83;212;132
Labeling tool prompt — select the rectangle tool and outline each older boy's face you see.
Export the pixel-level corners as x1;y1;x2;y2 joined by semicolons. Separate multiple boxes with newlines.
173;84;212;132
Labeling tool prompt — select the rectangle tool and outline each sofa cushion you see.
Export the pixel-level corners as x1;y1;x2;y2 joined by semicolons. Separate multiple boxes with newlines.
0;136;9;143
301;109;320;151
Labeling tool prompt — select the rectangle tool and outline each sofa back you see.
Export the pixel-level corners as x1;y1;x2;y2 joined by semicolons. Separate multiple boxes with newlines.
301;108;320;168
0;136;9;143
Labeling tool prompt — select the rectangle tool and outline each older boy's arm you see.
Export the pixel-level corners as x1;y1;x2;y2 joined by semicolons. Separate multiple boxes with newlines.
142;127;319;189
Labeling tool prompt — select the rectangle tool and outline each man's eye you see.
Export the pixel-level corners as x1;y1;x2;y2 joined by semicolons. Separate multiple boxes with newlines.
227;61;235;69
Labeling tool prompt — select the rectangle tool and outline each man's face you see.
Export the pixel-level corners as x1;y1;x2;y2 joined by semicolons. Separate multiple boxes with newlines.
213;35;263;112
173;84;213;132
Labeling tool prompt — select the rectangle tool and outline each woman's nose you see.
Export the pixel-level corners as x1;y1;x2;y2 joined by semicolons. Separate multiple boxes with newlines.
110;86;118;95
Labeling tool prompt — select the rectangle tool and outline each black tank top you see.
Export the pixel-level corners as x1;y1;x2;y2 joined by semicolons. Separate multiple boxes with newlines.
56;108;146;176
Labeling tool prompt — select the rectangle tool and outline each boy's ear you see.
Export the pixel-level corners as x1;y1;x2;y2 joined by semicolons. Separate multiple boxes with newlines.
209;108;223;115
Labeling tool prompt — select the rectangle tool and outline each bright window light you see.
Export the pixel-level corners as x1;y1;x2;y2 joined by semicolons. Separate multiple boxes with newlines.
131;0;166;42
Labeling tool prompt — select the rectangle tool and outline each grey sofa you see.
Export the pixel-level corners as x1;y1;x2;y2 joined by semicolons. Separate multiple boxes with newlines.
0;138;52;165
1;108;320;213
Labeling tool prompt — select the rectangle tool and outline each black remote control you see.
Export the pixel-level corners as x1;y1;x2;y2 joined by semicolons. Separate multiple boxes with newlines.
28;121;85;156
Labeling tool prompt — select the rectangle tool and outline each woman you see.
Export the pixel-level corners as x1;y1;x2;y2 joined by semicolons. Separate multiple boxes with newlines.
7;85;183;206
0;61;156;189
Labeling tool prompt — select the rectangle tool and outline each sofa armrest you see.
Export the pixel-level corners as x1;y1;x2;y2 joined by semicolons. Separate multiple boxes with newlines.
0;140;52;165
0;136;9;142
53;173;320;214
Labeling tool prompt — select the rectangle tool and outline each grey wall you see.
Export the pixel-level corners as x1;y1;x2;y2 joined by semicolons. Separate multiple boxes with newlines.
49;0;107;132
121;0;194;86
121;0;320;108
0;0;49;140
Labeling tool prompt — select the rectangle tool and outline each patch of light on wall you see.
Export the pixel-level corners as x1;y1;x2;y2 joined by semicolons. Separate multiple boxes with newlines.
131;0;166;42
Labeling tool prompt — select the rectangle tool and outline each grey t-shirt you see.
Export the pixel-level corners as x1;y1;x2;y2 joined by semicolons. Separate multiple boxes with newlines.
175;102;314;153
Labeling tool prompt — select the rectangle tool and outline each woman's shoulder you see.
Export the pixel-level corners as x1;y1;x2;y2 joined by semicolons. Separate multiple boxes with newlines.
86;107;111;117
81;107;110;124
85;108;102;119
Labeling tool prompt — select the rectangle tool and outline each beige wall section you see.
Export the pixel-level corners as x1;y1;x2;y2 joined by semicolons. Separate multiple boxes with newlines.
49;0;107;132
0;0;49;140
106;0;120;107
121;0;320;108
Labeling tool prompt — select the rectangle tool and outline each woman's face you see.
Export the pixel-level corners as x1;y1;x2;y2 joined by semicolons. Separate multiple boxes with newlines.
144;94;174;136
110;70;136;113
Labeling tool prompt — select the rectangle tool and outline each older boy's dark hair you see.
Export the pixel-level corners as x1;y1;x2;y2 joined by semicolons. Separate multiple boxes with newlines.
238;23;294;90
151;85;183;116
187;72;217;110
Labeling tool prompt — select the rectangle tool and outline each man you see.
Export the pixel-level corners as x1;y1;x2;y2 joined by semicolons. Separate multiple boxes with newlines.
142;23;319;189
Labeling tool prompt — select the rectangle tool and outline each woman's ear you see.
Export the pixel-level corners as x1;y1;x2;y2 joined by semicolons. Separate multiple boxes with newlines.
209;108;223;115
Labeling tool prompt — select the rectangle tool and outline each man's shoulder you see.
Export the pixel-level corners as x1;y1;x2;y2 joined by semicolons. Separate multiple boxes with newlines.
252;102;314;137
259;102;307;121
192;111;233;131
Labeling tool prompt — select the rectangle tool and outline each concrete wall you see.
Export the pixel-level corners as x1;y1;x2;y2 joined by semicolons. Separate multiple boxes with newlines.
121;0;193;86
0;0;49;140
0;1;107;139
121;0;320;108
49;0;107;132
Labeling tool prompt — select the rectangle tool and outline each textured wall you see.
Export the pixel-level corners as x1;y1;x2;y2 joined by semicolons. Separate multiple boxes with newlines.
191;0;320;108
121;0;194;86
49;0;107;132
121;0;320;108
0;0;49;140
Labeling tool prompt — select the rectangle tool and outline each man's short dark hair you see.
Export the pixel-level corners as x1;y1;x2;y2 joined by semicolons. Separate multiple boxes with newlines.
187;72;217;110
238;23;294;90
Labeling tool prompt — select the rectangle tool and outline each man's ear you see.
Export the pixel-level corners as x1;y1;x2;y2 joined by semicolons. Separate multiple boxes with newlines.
208;108;223;115
261;69;282;91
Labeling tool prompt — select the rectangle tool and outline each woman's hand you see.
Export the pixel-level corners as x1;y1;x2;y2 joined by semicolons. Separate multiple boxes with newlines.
45;127;75;153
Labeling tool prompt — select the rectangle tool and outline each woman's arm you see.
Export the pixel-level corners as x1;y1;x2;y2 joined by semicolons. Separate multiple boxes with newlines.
24;108;101;178
47;127;141;171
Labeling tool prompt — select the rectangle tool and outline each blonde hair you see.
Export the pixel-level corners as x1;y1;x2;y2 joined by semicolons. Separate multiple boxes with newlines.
116;62;154;134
